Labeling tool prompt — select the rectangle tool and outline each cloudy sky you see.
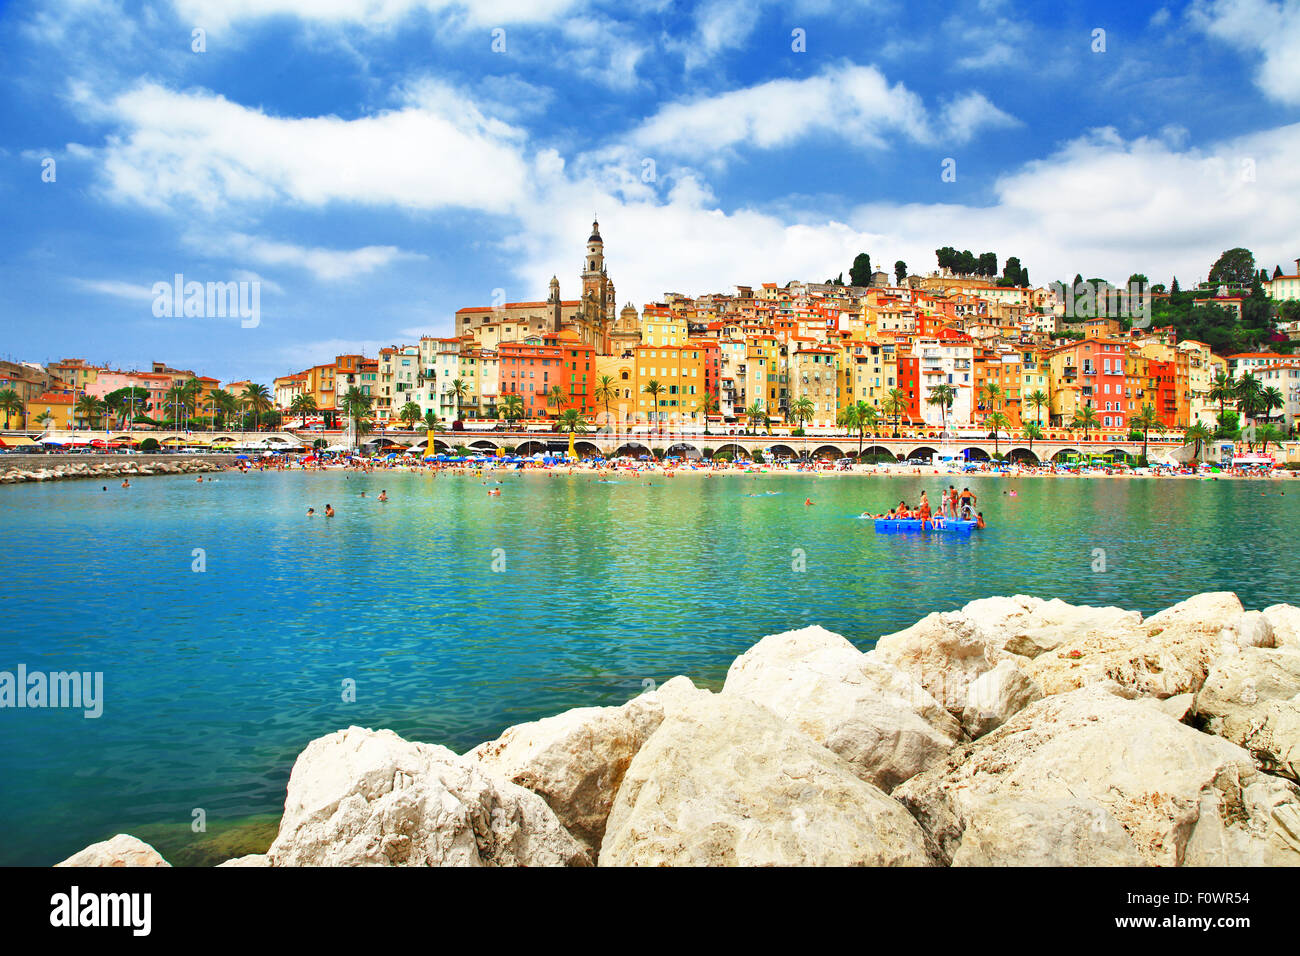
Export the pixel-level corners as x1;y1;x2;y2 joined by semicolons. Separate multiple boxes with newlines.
3;0;1300;382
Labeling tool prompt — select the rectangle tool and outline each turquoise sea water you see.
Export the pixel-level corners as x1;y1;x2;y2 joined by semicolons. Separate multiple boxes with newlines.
1;469;1297;865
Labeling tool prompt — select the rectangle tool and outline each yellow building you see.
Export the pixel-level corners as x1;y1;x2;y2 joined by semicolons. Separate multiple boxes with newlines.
27;392;75;429
743;334;785;418
594;353;635;423
633;343;711;424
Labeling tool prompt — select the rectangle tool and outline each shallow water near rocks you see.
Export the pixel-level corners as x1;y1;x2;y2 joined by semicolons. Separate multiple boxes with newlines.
1;469;1295;865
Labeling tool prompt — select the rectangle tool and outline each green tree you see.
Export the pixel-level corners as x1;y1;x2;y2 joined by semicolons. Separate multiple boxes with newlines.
0;388;22;429
499;394;524;425
1025;389;1050;426
339;386;373;447
593;374;618;427
837;400;878;457
446;378;470;421
74;393;104;429
289;393;319;427
1023;420;1044;457
744;400;765;435
642;380;665;423
555;408;587;433
882;388;909;437
927;382;956;433
398;401;423;429
986;411;1011;456
849;253;872;287
1130;404;1166;463
699;389;719;434
1183;422;1212;463
1208;248;1255;288
790;395;815;455
1071;405;1100;441
240;383;273;431
894;260;907;285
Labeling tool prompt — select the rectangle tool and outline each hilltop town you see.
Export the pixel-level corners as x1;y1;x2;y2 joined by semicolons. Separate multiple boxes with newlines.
3;225;1299;449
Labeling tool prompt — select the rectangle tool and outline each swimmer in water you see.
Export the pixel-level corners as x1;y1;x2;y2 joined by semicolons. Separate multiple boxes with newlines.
121;479;130;489
805;498;814;506
378;490;388;501
307;507;315;517
325;504;334;517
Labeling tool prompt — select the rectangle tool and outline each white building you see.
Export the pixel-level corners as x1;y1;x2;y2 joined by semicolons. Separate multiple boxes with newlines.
914;337;975;428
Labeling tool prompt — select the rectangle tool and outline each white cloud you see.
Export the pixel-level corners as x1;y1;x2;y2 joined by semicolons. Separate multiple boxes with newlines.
1190;0;1300;104
506;122;1300;315
213;233;422;280
73;278;157;301
92;80;532;214
627;63;1017;161
169;0;584;31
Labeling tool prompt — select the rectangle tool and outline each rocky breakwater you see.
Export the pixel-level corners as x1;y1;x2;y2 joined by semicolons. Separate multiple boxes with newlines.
0;455;230;484
57;592;1300;867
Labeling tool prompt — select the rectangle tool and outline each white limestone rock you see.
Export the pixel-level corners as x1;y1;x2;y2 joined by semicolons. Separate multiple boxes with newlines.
469;686;674;856
1194;646;1300;781
267;726;589;867
56;834;170;868
893;683;1300;867
599;692;935;866
1020;592;1271;699
721;626;960;791
217;854;269;867
960;659;1044;739
1264;604;1300;649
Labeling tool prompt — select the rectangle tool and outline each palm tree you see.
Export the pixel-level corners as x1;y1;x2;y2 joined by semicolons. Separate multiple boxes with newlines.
240;383;273;432
979;381;1002;423
102;392;124;432
182;377;204;426
423;409;443;432
289;393;319;428
882;388;909;437
555;408;587;433
1130;403;1165;463
838;400;880;459
209;388;239;428
699;390;719;435
446;378;470;422
1261;386;1284;426
1183;422;1212;463
546;385;568;421
1256;424;1283;454
0;387;24;429
1208;371;1235;425
790;395;815;457
499;393;524;426
74;393;104;430
986;411;1011;457
398;401;423;429
744;400;765;436
1235;372;1265;441
1026;389;1049;427
927;383;956;434
1071;405;1100;442
162;384;188;427
642;380;665;424
36;409;56;431
593;375;618;428
1023;420;1044;458
339;386;373;448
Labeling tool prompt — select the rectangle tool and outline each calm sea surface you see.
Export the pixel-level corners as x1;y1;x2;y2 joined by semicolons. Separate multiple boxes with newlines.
0;469;1296;865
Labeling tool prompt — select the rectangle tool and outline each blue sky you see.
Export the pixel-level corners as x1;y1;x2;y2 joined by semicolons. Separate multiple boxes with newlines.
3;0;1300;383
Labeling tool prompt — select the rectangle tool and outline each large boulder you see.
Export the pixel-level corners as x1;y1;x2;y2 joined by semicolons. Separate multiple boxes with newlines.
1019;593;1272;699
56;834;170;867
266;726;589;867
1194;646;1300;781
873;595;1144;713
468;680;702;856
217;854;269;867
893;683;1300;867
721;626;960;791
1264;605;1300;649
599;693;935;866
960;659;1043;739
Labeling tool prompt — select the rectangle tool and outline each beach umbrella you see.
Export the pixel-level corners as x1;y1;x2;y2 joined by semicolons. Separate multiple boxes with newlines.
234;454;250;460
